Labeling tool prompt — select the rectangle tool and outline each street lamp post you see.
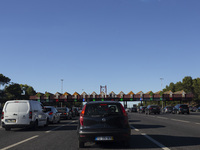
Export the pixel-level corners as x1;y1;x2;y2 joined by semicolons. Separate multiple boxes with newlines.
61;79;64;94
61;79;64;108
160;78;164;108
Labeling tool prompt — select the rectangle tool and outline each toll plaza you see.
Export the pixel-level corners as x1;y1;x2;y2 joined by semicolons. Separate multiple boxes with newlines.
29;90;193;108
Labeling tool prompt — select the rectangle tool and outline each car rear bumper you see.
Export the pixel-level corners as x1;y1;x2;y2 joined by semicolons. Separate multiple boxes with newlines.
78;128;131;142
60;115;70;119
149;110;160;113
1;121;34;128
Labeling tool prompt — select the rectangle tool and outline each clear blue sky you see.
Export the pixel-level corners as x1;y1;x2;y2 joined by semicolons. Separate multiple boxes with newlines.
1;0;200;95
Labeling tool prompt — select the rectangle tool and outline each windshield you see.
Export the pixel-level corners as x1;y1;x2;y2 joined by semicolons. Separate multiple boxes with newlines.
85;103;122;116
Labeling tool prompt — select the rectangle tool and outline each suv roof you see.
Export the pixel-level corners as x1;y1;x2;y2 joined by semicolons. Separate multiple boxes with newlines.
86;101;120;104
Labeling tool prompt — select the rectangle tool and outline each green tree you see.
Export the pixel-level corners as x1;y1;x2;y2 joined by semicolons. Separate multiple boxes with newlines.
182;76;193;93
0;74;11;85
20;84;36;99
163;82;176;92
174;81;183;91
192;78;200;101
4;83;23;100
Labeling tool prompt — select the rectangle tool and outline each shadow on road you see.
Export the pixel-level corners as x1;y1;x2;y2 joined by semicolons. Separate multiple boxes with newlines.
149;134;200;148
129;120;141;123
130;123;165;129
82;134;200;149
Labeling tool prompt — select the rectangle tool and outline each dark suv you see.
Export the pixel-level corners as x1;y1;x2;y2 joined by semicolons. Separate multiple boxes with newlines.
57;107;72;120
138;106;147;113
77;101;131;148
145;105;160;115
172;104;189;114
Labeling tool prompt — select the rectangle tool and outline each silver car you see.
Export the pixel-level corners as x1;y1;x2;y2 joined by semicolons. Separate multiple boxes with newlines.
163;106;173;113
44;106;60;124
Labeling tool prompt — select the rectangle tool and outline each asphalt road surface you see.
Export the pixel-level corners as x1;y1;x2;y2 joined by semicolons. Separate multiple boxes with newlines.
0;112;200;150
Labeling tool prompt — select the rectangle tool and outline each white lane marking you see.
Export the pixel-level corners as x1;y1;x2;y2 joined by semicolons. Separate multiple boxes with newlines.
157;116;168;120
0;135;39;150
195;123;200;125
45;125;65;133
171;119;189;123
45;120;77;133
141;133;170;150
130;125;140;132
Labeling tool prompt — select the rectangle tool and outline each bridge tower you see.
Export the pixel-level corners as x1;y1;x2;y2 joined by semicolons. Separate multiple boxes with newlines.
100;85;107;95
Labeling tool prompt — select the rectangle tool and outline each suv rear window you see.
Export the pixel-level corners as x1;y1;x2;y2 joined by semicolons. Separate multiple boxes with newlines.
57;108;66;112
85;103;122;116
180;105;188;108
44;108;52;112
150;105;159;108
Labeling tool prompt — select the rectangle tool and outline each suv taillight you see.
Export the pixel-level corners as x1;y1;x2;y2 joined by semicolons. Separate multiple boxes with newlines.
29;111;32;119
80;105;86;126
49;112;53;115
1;112;4;119
120;104;127;117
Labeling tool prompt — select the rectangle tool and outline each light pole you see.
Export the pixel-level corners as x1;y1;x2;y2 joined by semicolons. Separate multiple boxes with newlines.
61;79;64;94
60;79;64;108
160;78;164;108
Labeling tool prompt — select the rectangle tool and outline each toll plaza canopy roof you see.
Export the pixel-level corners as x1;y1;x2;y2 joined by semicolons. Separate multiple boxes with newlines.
29;90;193;102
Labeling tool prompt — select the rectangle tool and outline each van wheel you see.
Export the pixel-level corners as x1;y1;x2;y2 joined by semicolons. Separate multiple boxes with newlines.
5;127;11;131
45;118;49;127
33;120;38;130
78;141;84;148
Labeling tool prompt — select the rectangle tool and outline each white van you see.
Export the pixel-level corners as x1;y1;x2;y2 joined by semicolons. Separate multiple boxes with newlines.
1;100;48;131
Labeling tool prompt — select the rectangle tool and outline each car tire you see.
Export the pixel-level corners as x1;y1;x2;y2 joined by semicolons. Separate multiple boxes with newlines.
33;120;38;130
78;141;84;148
5;127;11;131
45;118;49;127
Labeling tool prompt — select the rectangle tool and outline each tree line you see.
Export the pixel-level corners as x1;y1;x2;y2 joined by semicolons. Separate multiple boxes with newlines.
1;73;200;106
163;76;200;102
141;76;200;107
0;73;36;103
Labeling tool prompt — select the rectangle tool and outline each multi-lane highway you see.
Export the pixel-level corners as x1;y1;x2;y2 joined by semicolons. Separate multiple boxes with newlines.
0;112;200;150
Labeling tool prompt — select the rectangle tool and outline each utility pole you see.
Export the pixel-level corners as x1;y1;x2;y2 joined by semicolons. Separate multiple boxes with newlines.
61;79;64;94
160;78;164;108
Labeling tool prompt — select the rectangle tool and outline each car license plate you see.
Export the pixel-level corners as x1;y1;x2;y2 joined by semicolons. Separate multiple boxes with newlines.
95;136;114;141
6;119;16;123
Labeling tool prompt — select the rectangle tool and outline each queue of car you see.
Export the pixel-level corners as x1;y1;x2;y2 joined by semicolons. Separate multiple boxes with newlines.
125;103;200;115
0;100;80;131
57;107;72;120
1;100;200;149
